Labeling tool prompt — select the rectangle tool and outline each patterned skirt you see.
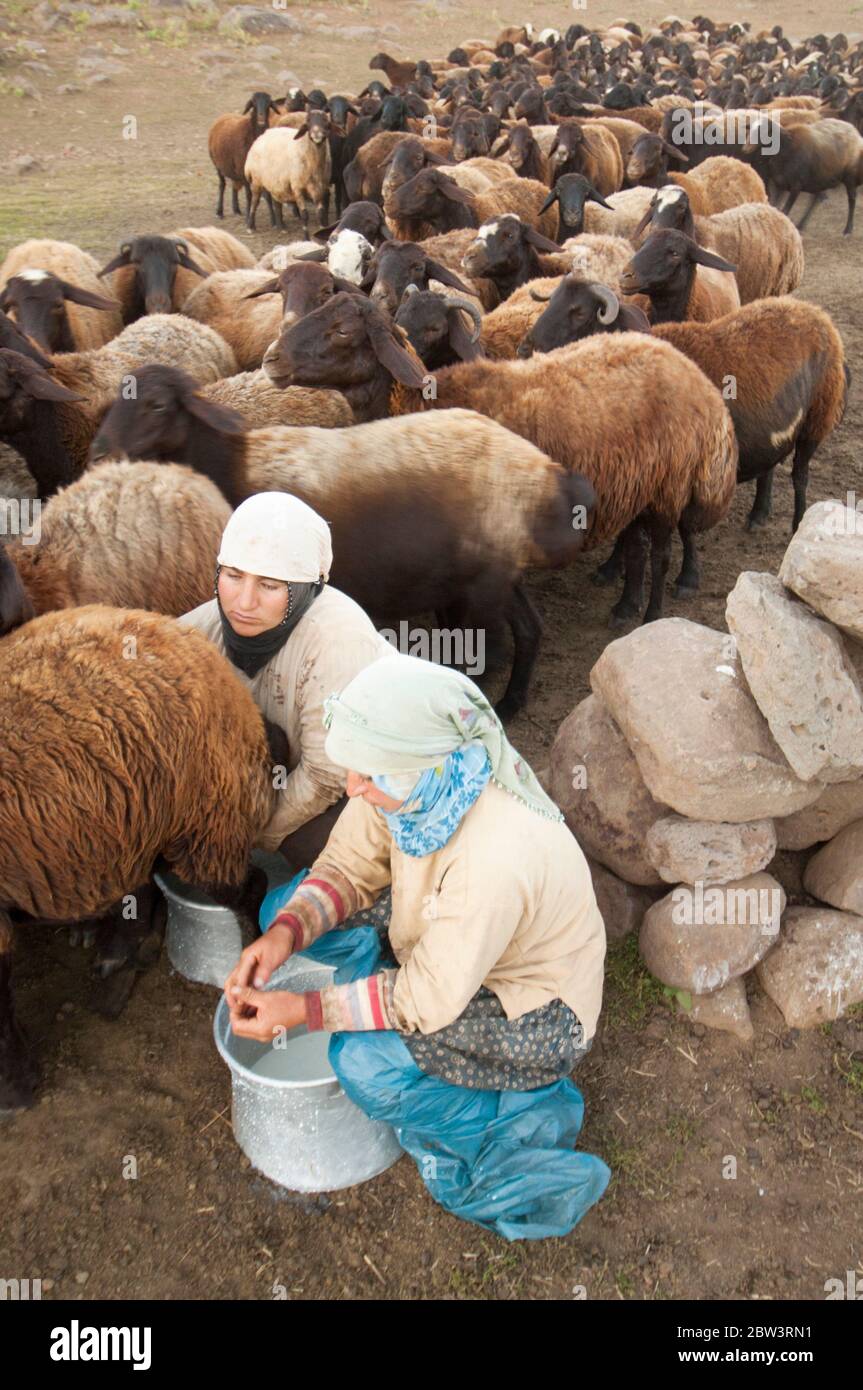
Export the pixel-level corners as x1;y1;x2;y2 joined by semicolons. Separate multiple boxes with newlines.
342;888;592;1092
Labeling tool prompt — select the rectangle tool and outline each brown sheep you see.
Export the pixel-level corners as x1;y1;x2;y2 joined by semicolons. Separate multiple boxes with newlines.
269;295;738;627
348;131;454;206
0;240;122;352
388;167;559;239
417;228;500;309
667;156;768;214
635;187;804;303
369;53;418;91
547;123;624;196
91;362;597;722
181;268;283;370
0;313;236;496
0;461;230;636
207;91;280;218
98;227;254;322
619;229;741;323
0;605;285;1110
201;372;353;429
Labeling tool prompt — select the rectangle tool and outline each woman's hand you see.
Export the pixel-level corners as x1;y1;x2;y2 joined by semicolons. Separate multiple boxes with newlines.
228;987;307;1042
223;922;295;998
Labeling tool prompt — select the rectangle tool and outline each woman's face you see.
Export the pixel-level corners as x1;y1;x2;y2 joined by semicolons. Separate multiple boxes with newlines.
346;771;405;813
218;567;289;635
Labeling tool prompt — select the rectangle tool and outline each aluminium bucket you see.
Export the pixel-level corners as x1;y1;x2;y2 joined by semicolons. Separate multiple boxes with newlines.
213;954;403;1192
154;851;296;988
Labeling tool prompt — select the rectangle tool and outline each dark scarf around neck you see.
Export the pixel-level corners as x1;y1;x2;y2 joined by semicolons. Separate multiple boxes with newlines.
216;568;323;678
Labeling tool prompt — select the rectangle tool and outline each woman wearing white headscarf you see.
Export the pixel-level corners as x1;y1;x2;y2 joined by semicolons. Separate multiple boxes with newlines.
227;653;606;1092
179;492;391;865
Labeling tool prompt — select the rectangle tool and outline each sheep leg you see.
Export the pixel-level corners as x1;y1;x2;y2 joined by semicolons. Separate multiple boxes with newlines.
277;799;347;874
745;469;774;530
590;533;625;586
494;580;542;722
216;172;226;219
672;520;700;596
90;880;166;1020
842;179;857;236
243;180;252;216
791;437;817;532
796;191;826;232
643;518;673;623
247;185;263;232
273;198;286;231
609;519;648;628
230;182;241;216
0;910;37;1113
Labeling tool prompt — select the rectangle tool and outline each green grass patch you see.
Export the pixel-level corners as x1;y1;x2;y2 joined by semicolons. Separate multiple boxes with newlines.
603;934;667;1030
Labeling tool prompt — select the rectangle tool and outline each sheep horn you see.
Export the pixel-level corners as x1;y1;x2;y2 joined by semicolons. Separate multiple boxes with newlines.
445;295;482;341
529;287;554;302
591;284;620;324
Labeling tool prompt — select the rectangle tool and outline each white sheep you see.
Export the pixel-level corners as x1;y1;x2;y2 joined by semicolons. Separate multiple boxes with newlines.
245;117;333;232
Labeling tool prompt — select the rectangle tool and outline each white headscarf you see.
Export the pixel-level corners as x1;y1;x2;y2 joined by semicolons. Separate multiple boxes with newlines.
218;493;332;583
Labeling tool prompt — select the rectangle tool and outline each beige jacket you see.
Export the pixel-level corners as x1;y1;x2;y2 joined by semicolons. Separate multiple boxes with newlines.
312;781;607;1038
178;589;391;848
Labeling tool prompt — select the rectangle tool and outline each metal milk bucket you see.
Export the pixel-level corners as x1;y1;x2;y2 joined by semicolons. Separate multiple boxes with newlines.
155;851;296;988
213;954;403;1192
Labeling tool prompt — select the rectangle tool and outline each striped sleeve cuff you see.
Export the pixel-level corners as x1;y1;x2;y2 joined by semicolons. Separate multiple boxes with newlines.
269;867;358;951
305;970;399;1033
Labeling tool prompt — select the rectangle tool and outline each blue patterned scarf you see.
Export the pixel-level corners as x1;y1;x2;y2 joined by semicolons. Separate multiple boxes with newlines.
372;742;492;857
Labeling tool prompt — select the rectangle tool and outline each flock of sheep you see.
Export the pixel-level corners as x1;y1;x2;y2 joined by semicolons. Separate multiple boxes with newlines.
0;15;858;1111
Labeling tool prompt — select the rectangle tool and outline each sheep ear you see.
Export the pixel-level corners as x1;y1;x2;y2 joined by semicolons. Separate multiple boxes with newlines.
97;243;133;277
296;246;329;262
378;221;394;241
242;98;255;114
359;254;379;290
661;138;689;162
539;188;559;212
588;188;614;209
0;348;84;401
332;275;362;295
293;123;309;140
174;244;209;276
0;547;35;639
490;133;511;155
632;202;656;238
314;221;340;242
425;148;452;165
423;259;473;294
267;101;281;115
243;277;281;299
690;243;737;273
438;178;474;203
524;227;564;252
182;388;247;436
364;311;428;386
0;288;12;312
59;281;121;311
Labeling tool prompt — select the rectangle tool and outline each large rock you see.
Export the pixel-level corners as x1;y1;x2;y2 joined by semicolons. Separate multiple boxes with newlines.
548;695;667;885
803;819;863;914
591;618;823;822
639;872;785;994
779;499;863;643
688;978;754;1042
756;906;863;1026
645;814;776;886
219;6;303;34
726;572;863;784
586;857;656;943
775;779;863;850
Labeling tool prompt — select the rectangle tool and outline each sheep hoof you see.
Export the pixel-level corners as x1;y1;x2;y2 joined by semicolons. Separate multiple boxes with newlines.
608;604;639;629
89;963;139;1020
494;695;524;722
745;513;769;531
671;580;699;599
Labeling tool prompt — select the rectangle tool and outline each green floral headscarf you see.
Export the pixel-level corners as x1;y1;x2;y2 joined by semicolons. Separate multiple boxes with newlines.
323;654;563;822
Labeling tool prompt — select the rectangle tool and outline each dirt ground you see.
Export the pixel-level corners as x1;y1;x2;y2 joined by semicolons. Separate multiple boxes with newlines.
1;0;862;1301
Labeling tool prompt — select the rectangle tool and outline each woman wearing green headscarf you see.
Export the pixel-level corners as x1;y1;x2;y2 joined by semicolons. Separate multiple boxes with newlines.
227;653;606;1093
